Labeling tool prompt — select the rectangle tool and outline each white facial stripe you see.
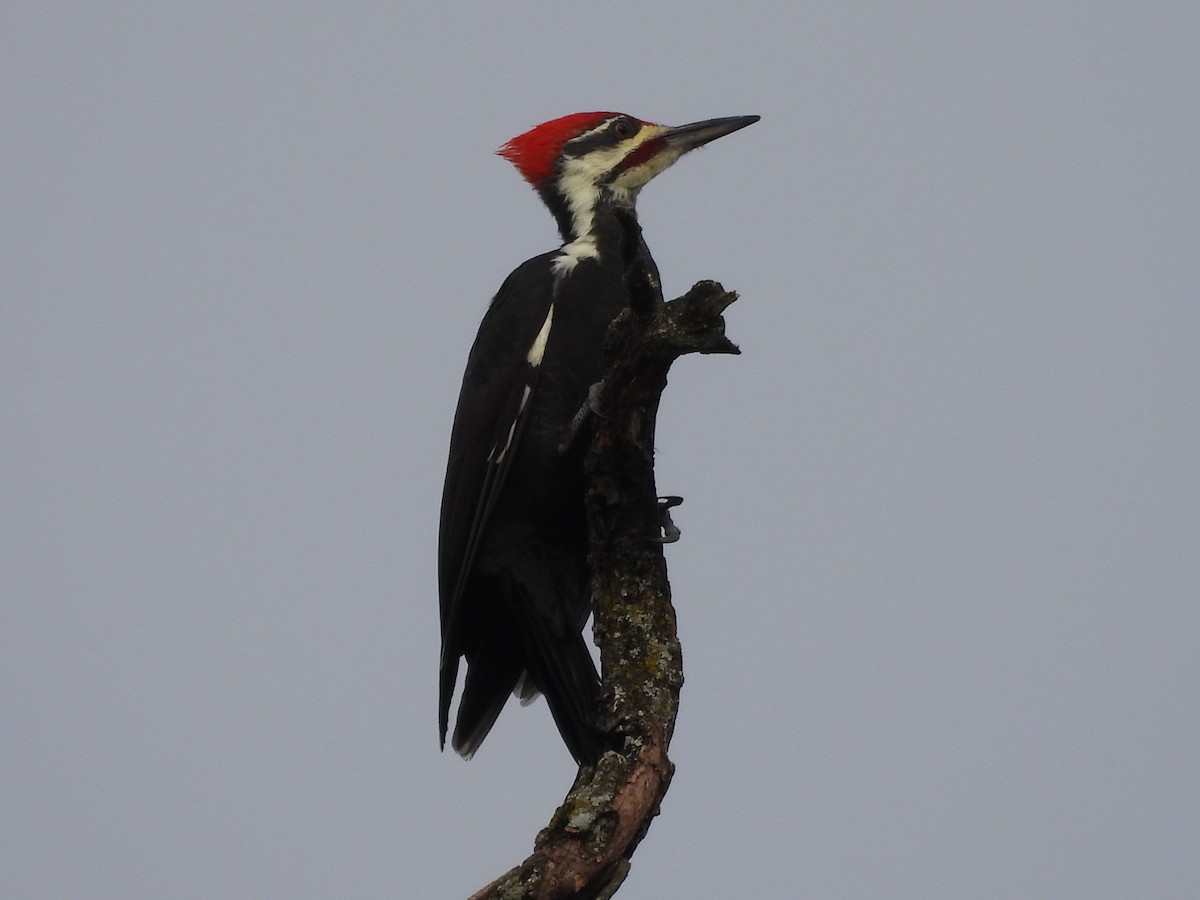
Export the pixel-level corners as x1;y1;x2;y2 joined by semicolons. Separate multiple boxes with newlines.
526;303;554;366
609;145;683;200
557;125;669;241
572;119;619;142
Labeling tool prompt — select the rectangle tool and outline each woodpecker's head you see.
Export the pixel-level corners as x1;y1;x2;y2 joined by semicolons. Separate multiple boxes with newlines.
499;111;759;243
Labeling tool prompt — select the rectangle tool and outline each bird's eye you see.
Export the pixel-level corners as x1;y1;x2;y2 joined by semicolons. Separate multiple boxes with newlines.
613;118;636;138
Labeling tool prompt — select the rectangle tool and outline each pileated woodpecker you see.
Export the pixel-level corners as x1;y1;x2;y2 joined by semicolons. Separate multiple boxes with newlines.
439;111;758;765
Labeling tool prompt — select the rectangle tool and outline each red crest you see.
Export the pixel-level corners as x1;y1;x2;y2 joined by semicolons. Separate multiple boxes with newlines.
498;112;626;189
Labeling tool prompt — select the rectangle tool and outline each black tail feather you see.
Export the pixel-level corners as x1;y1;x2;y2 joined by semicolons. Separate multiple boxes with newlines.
450;643;523;759
442;572;601;765
515;606;602;766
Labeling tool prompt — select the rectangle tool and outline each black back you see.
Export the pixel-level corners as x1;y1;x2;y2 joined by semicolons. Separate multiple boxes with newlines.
438;209;655;764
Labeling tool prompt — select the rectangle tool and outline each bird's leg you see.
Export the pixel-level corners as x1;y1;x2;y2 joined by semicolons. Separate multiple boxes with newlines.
653;495;684;543
558;380;606;455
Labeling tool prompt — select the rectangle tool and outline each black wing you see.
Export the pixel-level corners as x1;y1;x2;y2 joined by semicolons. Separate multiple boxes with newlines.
437;254;558;748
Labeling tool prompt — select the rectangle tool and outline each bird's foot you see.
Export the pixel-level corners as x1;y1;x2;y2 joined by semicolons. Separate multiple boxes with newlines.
558;380;606;454
653;495;683;543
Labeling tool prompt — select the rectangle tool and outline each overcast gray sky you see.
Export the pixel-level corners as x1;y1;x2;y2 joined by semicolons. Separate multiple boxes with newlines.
3;3;1197;898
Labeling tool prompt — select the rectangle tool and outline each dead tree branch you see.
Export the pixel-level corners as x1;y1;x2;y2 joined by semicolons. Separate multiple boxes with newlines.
470;277;740;900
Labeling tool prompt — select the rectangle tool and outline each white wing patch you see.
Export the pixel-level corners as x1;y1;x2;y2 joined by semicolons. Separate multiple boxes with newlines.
490;320;550;466
489;417;519;464
526;303;555;366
